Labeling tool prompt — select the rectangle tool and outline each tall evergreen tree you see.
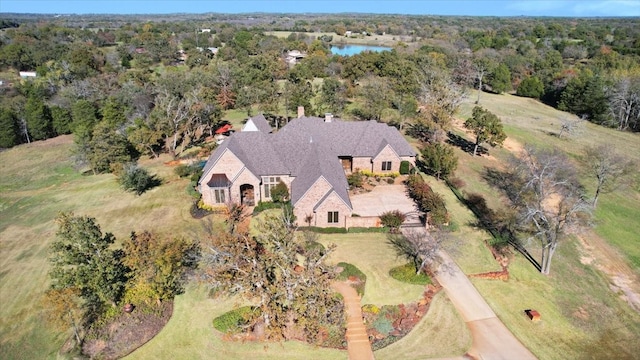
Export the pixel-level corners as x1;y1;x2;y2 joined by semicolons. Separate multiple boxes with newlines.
0;107;20;148
24;95;52;141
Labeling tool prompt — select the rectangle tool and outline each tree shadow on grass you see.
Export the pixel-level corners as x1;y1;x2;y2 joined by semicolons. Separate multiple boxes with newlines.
446;166;542;272
446;132;488;156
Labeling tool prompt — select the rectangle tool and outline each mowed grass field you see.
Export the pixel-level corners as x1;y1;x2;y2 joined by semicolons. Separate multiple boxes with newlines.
0;135;203;359
447;90;640;359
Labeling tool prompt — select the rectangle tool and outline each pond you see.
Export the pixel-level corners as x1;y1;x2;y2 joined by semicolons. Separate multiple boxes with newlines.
330;44;392;56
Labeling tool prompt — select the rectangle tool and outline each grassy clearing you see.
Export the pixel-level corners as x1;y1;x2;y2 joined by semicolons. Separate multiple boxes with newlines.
450;90;640;358
472;238;640;359
126;285;345;360
0;136;203;360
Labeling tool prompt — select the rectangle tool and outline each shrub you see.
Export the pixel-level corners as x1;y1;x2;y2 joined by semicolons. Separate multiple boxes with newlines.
379;210;406;231
347;227;389;233
304;226;348;234
389;263;431;285
347;171;364;188
253;201;283;214
399;160;411;175
446;176;465;189
174;164;192;178
386;178;395;184
336;262;366;296
212;306;260;333
422;191;449;225
118;164;161;195
270;181;289;203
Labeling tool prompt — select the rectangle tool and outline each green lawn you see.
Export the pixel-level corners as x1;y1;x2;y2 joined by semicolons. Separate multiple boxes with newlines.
449;90;640;359
0;136;203;360
318;233;425;305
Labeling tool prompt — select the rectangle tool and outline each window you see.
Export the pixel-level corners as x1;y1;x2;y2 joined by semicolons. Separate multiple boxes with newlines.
263;176;281;198
328;211;339;223
214;189;226;203
381;161;392;171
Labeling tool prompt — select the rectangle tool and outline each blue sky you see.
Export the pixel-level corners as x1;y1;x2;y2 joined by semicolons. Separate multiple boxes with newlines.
1;0;639;17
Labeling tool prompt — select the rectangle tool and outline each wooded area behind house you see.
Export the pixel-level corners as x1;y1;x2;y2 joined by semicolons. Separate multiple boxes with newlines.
1;13;639;162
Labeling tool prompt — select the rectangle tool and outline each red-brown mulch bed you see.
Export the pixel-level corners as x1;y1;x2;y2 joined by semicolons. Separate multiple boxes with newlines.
363;283;441;350
81;302;173;360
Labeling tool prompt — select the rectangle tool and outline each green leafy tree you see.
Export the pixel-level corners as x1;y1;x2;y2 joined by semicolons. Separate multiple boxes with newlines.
100;97;127;129
50;105;72;135
487;63;511;94
71;99;98;144
122;231;198;304
87;122;137;174
49;212;127;311
420;142;458;180
464;106;507;156
0;107;20;148
318;77;346;115
517;76;544;99
24;95;52;141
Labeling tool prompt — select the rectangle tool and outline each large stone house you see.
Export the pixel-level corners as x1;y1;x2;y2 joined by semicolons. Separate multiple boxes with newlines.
198;112;416;227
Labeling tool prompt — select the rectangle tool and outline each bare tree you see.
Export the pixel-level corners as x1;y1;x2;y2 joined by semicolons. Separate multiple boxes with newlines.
389;228;449;275
509;146;591;275
608;76;640;131
584;145;634;208
558;115;585;139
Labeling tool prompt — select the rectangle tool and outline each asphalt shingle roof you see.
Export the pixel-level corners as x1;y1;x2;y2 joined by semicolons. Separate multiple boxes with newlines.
200;116;415;210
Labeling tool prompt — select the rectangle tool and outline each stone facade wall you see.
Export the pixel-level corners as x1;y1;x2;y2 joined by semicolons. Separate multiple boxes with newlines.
312;191;352;228
201;150;244;206
345;216;381;229
230;167;261;204
373;145;402;173
293;177;332;223
352;157;373;173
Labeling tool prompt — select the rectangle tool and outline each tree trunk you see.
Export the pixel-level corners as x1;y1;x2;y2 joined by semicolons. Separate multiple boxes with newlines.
593;186;601;208
473;139;479;156
540;242;557;275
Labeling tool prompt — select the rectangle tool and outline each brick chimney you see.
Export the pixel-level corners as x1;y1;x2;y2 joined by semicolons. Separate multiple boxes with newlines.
325;113;333;122
297;106;305;118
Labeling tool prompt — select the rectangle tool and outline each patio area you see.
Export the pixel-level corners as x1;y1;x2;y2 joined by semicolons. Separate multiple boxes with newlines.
350;184;417;217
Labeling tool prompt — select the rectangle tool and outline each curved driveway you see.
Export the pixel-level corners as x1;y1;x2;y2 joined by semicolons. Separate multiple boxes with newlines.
402;228;537;360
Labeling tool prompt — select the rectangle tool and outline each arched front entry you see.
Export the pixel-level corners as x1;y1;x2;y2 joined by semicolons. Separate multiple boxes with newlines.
240;184;255;206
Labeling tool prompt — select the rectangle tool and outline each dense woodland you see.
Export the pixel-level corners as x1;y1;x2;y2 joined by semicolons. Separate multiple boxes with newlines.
0;13;639;167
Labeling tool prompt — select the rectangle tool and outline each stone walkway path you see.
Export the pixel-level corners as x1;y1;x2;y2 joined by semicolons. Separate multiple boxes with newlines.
332;282;375;360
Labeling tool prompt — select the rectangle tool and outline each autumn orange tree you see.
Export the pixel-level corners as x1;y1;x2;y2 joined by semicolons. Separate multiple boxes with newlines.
200;212;343;342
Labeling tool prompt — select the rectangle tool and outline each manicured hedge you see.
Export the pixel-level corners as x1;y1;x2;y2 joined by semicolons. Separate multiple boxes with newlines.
212;306;260;333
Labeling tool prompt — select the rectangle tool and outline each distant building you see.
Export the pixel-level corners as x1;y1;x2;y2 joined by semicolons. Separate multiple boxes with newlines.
285;50;307;65
201;29;211;33
19;71;36;78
